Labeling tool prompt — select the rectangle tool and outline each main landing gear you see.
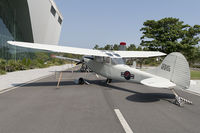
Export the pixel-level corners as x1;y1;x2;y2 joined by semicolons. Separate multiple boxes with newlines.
74;77;90;85
106;78;112;84
170;88;192;106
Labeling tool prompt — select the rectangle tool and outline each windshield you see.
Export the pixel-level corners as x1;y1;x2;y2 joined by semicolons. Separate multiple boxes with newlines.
111;58;124;65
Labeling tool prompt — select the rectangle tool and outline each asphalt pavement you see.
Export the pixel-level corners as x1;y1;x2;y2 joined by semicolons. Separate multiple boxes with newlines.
0;69;200;133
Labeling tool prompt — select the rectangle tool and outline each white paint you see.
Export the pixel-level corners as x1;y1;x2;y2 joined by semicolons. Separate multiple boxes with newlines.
114;109;134;133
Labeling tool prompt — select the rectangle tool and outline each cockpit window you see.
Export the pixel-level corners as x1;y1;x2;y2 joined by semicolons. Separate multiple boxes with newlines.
113;54;120;57
111;58;124;65
106;53;113;56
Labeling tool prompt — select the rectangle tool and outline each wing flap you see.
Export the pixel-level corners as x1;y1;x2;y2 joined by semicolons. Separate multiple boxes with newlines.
141;77;176;88
115;51;166;58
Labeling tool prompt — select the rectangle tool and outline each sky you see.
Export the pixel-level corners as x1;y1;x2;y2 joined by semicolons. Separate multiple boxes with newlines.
54;0;200;48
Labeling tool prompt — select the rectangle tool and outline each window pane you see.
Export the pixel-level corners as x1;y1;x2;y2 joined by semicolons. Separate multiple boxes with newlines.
50;6;56;17
58;17;62;24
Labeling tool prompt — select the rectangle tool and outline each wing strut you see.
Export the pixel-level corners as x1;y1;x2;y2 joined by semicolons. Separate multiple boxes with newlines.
56;71;63;88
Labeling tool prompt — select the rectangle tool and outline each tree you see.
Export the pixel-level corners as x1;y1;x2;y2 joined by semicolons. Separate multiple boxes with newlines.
127;44;136;51
113;44;119;50
104;44;112;50
140;17;200;63
137;46;143;51
93;44;99;50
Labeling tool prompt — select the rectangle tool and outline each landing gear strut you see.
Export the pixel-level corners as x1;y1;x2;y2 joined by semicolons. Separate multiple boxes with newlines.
106;78;112;84
170;88;192;106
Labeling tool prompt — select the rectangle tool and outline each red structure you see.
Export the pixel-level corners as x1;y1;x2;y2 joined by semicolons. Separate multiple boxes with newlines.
120;42;126;46
119;42;126;50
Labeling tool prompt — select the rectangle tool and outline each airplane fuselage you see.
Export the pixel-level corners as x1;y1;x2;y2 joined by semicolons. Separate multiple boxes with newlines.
85;57;158;84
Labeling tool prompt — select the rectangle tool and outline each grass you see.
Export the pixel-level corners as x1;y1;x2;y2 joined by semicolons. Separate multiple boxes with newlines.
191;70;200;80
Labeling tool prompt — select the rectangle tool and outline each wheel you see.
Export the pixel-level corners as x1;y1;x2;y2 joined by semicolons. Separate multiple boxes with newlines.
78;78;85;85
106;79;112;84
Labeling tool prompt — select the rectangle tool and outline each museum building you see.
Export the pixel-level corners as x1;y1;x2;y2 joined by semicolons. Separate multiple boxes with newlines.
0;0;63;60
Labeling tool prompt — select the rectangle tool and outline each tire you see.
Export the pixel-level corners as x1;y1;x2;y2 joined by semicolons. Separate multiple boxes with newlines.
106;79;112;84
78;78;85;85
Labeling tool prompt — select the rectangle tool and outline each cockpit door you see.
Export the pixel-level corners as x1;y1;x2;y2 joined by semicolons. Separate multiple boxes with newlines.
103;57;112;78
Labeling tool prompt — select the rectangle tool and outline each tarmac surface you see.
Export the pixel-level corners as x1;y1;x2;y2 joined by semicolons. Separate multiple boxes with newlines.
0;67;200;133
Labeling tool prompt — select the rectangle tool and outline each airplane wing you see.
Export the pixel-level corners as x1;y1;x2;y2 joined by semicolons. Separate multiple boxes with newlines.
7;41;166;58
140;77;176;88
8;41;109;57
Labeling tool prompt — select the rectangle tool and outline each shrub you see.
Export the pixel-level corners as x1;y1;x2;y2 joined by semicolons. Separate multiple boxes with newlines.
0;70;6;75
0;52;68;74
0;59;6;71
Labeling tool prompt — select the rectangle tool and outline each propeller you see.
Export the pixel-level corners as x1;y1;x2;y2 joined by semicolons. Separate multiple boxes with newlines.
75;56;93;65
76;61;83;65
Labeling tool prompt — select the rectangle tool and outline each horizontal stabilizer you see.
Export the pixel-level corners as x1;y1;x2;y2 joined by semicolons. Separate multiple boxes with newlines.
141;77;176;88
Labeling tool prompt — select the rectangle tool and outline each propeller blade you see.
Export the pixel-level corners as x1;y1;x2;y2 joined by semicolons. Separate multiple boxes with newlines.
95;74;99;78
76;61;82;65
84;56;94;60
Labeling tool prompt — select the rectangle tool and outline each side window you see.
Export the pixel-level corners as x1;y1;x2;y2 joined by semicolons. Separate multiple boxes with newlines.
95;56;103;62
111;58;116;65
58;17;62;25
105;57;110;63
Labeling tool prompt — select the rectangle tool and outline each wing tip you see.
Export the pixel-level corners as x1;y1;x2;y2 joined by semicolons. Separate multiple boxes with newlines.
7;40;14;44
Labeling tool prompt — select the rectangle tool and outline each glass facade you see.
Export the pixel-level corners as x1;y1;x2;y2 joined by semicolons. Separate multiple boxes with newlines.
0;18;14;59
0;0;33;60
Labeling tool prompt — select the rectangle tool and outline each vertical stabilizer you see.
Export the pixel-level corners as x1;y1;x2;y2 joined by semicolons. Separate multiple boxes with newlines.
147;52;190;89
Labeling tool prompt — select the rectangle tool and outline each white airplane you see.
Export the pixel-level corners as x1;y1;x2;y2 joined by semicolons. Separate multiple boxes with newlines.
7;41;192;106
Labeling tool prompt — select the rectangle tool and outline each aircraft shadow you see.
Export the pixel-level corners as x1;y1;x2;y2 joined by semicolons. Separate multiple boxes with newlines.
95;82;175;103
49;70;82;73
12;80;76;87
12;79;175;103
126;93;175;103
12;79;109;88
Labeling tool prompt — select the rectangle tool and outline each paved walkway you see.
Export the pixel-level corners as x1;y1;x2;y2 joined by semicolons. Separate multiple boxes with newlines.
0;64;74;91
188;80;200;94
